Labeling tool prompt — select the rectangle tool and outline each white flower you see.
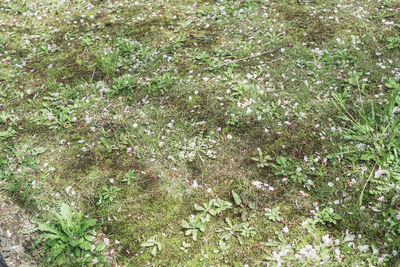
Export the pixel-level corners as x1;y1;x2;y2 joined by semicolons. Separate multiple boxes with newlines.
343;230;355;242
299;245;317;259
65;186;73;195
322;234;333;246
282;227;289;233
251;181;263;189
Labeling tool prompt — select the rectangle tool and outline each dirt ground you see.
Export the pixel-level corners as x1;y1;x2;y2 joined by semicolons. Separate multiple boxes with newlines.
0;193;38;267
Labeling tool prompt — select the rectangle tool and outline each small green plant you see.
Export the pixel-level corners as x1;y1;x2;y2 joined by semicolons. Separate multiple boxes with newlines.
239;223;257;239
387;36;400;49
264;206;282;222
178;241;191;253
272;156;311;189
176;131;216;163
331;79;400;203
195;199;219;222
110;74;137;99
97;186;121;206
96;49;119;76
331;79;400;165
213;239;231;255
0;127;16;142
265;31;285;42
231;80;258;98
194;197;234;222
122;170;137;185
0;111;17;126
382;208;400;234
32;92;79;130
251;149;272;168
217;218;255;245
115;38;154;60
37;203;106;265
80;33;94;47
191;50;210;63
213;198;233;214
181;214;206;241
148;72;173;95
227;113;240;126
231;190;242;206
313;207;342;225
141;235;162;256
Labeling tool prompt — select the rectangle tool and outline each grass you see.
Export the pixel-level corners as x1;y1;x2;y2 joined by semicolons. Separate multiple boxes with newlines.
1;0;400;265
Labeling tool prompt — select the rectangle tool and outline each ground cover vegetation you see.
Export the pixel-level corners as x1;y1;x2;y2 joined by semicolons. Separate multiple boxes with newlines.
1;0;400;265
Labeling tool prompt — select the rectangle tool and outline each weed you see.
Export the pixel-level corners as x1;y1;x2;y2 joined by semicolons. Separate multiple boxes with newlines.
148;72;173;95
37;203;106;265
264;207;283;222
213;239;231;255
194;199;219;222
178;241;191;253
312;207;342;225
217;217;256;245
96;49;119;76
213;198;233;214
110;74;137;99
181;214;206;241
271;156;313;190
97;186;121;206
251;149;272;168
122;170;137;185
141;235;162;256
387;36;400;49
331;79;400;201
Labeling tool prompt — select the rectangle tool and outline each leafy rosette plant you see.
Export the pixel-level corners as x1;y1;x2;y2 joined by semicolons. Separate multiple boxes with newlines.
38;203;107;266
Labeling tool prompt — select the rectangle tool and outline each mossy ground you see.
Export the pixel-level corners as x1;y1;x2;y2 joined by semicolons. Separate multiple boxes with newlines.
1;0;400;265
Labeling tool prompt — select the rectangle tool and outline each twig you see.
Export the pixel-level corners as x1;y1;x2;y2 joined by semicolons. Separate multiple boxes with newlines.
90;67;96;83
269;56;284;63
359;164;376;206
204;49;278;70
